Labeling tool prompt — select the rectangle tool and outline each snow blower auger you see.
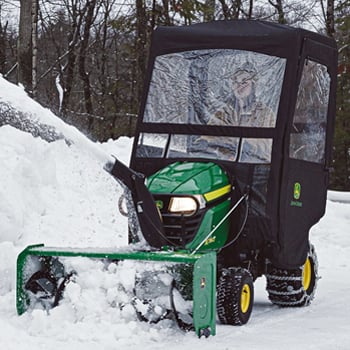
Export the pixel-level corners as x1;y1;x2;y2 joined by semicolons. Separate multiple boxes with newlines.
17;20;337;337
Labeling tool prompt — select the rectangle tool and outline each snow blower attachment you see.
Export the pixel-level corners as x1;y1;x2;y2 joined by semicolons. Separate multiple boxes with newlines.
17;20;337;337
17;245;217;336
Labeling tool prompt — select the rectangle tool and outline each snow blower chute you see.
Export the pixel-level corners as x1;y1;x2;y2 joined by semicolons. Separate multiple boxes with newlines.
17;20;337;337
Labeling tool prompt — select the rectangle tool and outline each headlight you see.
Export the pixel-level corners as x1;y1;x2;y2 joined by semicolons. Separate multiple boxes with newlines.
168;196;199;215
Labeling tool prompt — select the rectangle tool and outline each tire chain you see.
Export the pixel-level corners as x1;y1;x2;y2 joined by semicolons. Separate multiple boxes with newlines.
265;246;318;307
265;266;308;306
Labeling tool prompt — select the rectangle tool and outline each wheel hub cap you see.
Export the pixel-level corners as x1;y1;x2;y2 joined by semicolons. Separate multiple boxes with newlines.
303;258;312;291
240;284;251;313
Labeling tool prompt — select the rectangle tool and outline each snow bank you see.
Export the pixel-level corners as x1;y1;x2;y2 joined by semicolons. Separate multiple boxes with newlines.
327;190;350;203
0;75;112;164
0;125;128;248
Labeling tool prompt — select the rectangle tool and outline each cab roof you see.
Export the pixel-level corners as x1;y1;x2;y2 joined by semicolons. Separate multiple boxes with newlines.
150;20;336;59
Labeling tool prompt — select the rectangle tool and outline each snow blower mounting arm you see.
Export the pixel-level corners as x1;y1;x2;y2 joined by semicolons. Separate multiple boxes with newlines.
109;158;167;248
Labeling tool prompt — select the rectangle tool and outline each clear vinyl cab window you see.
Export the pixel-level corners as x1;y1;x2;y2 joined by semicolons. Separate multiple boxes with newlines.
138;49;284;164
137;133;273;164
144;49;286;128
289;60;330;164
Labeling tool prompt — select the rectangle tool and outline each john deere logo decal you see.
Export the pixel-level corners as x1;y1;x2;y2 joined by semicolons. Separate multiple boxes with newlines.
291;182;302;207
293;182;301;200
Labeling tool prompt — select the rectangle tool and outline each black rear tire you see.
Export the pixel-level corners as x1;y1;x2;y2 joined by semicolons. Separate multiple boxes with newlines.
266;244;318;307
217;268;254;325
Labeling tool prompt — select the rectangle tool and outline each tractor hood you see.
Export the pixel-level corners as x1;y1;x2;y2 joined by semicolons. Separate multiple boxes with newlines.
147;162;229;196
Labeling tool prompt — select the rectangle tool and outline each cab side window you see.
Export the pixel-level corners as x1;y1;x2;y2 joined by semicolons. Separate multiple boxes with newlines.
289;60;330;163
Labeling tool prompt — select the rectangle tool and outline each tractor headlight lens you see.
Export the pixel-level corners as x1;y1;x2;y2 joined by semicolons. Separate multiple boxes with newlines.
168;196;199;215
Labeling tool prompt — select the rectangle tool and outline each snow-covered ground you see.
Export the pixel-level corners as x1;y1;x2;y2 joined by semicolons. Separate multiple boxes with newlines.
1;75;350;349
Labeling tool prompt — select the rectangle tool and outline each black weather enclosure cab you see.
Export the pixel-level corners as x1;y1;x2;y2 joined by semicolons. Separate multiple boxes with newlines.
130;20;337;269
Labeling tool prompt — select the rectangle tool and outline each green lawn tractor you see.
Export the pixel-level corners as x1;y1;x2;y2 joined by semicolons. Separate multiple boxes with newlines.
16;20;337;337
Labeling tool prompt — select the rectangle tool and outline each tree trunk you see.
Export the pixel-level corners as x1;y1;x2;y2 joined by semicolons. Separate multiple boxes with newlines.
78;0;96;130
326;0;335;37
218;0;241;19
268;0;287;24
218;0;230;19
18;0;33;92
233;0;242;19
32;0;38;98
0;14;7;74
248;0;254;19
162;0;172;25
61;1;84;116
99;1;110;117
136;0;147;104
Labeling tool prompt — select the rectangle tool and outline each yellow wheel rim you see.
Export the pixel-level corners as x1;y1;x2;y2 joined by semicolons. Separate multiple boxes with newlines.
303;258;312;291
240;284;251;313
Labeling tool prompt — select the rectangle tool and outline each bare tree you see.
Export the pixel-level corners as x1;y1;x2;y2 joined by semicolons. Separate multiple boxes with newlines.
0;5;8;73
218;0;242;19
135;0;147;102
59;0;86;116
247;0;254;18
78;0;98;129
268;0;287;24
321;0;335;37
162;0;172;25
18;0;33;91
32;0;38;98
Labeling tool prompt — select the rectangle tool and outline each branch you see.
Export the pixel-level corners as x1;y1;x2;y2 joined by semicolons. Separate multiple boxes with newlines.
339;43;350;53
319;0;327;22
4;62;18;78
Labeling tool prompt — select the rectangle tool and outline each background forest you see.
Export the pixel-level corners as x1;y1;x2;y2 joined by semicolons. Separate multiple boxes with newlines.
0;0;349;190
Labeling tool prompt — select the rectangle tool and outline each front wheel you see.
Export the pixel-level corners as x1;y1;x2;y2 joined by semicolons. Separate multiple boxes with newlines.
266;244;318;307
217;268;254;325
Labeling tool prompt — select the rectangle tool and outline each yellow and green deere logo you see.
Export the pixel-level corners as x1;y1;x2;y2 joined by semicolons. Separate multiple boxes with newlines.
293;182;301;200
291;182;302;207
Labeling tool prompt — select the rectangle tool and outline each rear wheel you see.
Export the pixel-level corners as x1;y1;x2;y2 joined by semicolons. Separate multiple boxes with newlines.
217;268;254;325
266;244;318;306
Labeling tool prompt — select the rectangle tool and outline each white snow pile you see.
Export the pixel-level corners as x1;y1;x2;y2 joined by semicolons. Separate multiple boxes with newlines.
1;75;350;349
